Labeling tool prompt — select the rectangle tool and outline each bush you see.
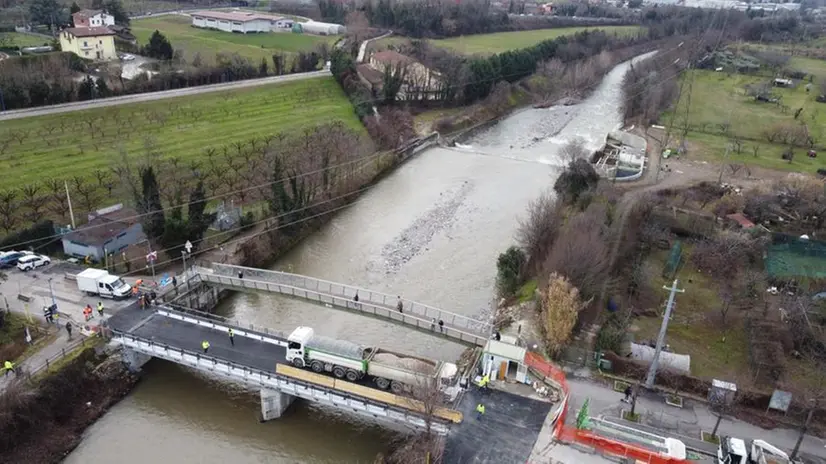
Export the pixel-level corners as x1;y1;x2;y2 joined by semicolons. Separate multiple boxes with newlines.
239;211;255;232
0;220;59;254
496;246;526;296
554;159;599;204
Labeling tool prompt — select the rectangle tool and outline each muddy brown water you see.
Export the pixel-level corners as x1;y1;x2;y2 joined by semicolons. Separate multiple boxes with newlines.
64;54;652;464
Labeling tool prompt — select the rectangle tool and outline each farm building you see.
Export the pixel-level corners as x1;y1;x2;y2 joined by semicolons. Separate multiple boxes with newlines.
292;20;345;35
72;9;115;27
190;11;294;34
59;26;117;61
62;204;146;262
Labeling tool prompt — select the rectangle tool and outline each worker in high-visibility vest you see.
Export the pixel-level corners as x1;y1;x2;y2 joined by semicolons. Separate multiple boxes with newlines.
201;340;210;354
475;403;485;420
4;360;15;376
481;373;490;390
228;328;235;347
97;302;105;317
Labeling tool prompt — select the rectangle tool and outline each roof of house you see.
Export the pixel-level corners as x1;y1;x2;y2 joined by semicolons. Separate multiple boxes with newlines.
357;64;384;85
371;50;418;68
64;207;142;247
726;212;755;229
483;339;526;362
191;10;283;22
74;9;105;18
63;26;116;37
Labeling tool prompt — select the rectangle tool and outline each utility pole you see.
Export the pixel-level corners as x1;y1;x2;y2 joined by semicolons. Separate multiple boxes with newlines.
65;180;76;229
645;279;685;389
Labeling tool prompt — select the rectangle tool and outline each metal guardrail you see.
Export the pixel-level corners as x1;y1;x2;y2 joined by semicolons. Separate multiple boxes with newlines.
199;264;490;346
157;305;287;346
112;330;452;432
21;335;98;381
197;270;488;347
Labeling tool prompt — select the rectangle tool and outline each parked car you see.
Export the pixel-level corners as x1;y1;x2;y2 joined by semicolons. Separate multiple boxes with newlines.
119;53;135;61
17;254;51;271
0;251;27;269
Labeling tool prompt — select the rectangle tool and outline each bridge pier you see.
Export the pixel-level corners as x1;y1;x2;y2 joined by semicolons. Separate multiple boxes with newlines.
122;347;152;372
260;388;295;421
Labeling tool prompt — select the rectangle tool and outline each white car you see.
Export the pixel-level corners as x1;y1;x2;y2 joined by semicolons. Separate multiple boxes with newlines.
17;254;51;271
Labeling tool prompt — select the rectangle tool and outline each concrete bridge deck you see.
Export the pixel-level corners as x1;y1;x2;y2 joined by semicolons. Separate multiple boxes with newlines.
184;263;492;347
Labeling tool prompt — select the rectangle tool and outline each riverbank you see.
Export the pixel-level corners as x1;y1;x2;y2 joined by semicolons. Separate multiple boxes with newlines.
0;347;139;464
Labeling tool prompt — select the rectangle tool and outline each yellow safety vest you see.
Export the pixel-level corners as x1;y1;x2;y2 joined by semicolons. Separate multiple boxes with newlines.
228;329;234;337
202;341;210;350
4;361;13;370
97;303;104;310
476;404;485;414
482;375;490;386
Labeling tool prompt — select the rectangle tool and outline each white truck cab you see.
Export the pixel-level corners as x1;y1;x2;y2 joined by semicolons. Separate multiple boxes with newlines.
286;326;314;367
719;437;749;464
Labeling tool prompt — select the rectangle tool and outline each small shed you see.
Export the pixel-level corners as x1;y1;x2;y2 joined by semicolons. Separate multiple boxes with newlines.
726;213;755;230
482;339;528;383
774;78;793;88
61;204;145;261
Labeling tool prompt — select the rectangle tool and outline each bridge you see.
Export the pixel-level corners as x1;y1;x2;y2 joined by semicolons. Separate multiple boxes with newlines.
174;263;492;347
106;303;464;434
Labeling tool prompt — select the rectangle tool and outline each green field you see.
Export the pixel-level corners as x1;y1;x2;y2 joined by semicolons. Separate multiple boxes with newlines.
0;32;52;48
0;76;362;188
660;69;826;172
376;26;641;55
131;15;336;64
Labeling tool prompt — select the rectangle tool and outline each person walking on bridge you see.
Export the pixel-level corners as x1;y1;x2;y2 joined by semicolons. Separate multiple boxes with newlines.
4;360;15;376
396;296;403;313
97;301;104;318
228;328;235;347
201;340;210;354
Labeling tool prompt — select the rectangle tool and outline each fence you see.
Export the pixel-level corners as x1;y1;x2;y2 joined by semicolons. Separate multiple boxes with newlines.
766;234;826;279
21;335;99;381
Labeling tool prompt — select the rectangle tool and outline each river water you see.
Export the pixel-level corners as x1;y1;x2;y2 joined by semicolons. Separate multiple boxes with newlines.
65;54;650;464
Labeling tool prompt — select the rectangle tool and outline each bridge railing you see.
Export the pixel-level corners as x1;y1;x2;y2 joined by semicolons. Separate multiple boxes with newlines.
195;266;489;346
205;263;492;339
157;305;288;346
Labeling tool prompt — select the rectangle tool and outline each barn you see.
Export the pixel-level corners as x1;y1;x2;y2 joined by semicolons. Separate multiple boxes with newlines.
190;11;284;34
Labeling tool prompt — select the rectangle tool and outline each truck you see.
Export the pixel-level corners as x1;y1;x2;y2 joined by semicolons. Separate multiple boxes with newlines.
718;437;792;464
76;268;132;299
286;326;458;395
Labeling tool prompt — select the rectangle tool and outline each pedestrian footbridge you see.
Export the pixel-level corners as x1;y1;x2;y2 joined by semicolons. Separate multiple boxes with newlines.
178;263;491;347
107;304;463;434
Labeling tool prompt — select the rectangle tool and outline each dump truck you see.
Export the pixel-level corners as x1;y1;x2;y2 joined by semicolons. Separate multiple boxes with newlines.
286;326;458;394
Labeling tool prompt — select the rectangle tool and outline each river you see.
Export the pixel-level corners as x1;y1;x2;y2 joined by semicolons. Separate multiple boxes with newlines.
64;53;651;464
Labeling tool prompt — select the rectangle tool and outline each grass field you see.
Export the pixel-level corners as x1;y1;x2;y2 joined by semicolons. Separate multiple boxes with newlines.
0;76;362;188
375;26;641;56
0;32;52;48
131;15;335;65
660;69;826;173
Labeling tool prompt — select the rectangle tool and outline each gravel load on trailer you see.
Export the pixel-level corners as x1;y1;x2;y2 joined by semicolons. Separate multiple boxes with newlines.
374;353;436;374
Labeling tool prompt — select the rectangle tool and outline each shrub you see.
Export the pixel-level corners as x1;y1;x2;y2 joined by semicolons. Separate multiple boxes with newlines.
496;246;526;297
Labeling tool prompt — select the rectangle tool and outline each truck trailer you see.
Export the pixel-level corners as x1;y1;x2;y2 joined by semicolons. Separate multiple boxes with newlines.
286;326;458;394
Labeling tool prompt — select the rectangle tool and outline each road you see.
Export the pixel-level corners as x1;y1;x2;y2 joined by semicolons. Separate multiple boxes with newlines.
0;70;332;121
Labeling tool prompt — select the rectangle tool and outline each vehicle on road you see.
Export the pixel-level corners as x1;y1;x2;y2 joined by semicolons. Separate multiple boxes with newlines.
286;326;458;395
17;254;51;271
76;268;132;299
0;251;31;268
718;437;791;464
119;53;135;61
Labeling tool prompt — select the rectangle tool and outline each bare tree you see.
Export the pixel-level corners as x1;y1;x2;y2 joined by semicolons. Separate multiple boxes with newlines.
72;176;99;214
542;273;587;357
20;183;48;223
391;378;447;464
44;178;69;221
517;191;563;271
0;191;19;233
561;137;589;164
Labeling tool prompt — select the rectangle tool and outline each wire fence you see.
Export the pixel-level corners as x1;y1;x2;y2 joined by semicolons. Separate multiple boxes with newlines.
19;335;99;381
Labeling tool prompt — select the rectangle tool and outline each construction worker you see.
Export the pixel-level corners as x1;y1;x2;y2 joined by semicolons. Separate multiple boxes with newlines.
201;340;210;354
475;403;485;420
480;373;490;392
97;302;104;318
228;328;235;347
4;360;15;376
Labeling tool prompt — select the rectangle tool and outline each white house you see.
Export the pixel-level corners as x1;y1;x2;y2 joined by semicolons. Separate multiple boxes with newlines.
190;10;286;34
72;9;115;27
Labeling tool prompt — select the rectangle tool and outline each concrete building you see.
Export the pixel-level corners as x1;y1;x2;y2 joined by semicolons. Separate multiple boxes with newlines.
61;204;146;262
482;339;529;383
72;9;115;28
368;50;441;100
59;26;117;61
190;11;294;34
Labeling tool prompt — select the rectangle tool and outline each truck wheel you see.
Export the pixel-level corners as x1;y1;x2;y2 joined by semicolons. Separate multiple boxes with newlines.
375;377;391;390
390;381;404;394
310;360;324;373
292;358;305;368
332;366;346;378
345;369;359;382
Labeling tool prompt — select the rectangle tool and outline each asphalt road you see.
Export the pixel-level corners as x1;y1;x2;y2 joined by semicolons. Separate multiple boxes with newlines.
0;70;332;121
